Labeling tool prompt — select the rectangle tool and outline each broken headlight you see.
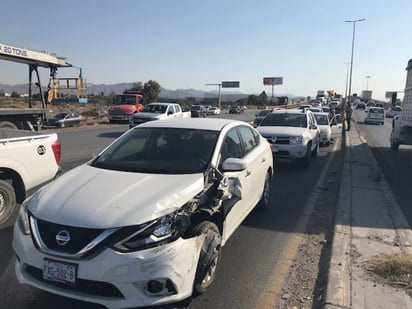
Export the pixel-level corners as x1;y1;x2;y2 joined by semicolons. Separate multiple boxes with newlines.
109;212;187;252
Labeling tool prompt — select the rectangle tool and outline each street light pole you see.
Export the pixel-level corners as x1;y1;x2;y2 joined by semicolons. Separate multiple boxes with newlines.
345;62;350;100
345;18;365;107
366;75;371;90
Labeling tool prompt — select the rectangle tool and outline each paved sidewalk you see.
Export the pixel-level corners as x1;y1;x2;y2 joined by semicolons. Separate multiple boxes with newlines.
324;120;412;309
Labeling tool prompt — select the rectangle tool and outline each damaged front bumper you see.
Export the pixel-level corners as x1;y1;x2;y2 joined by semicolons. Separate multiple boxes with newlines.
13;224;205;309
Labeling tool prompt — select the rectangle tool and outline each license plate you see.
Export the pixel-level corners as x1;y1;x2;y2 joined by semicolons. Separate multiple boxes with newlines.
272;145;279;153
43;259;77;285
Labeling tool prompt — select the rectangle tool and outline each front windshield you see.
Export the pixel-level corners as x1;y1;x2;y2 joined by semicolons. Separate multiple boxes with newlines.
314;114;329;125
91;127;219;174
260;113;307;128
258;110;271;117
114;95;138;105
142;104;167;113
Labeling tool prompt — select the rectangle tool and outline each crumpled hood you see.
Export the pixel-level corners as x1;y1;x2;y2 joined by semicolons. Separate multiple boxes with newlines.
257;126;307;136
29;164;205;228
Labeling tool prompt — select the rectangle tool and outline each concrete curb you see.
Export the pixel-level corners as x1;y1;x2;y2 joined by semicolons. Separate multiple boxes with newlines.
324;118;412;309
324;131;351;309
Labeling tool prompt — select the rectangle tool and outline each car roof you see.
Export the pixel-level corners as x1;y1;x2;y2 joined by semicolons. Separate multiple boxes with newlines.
135;117;246;131
271;108;306;114
147;102;174;106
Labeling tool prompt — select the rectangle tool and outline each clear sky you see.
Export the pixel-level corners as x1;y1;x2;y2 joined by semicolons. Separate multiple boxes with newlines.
1;0;411;100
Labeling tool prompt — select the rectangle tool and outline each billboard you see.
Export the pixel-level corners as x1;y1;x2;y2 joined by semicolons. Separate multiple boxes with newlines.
385;91;396;99
221;81;240;88
263;77;283;85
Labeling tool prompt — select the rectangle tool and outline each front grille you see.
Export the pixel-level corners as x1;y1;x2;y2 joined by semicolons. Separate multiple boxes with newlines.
36;219;103;254
276;150;290;156
25;265;124;298
109;109;124;115
264;136;290;145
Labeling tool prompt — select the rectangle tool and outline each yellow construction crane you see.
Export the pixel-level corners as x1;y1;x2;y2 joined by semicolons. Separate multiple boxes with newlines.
0;43;87;129
0;43;87;106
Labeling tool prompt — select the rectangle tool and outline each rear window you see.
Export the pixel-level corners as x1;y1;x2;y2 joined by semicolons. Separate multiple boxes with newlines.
369;108;384;114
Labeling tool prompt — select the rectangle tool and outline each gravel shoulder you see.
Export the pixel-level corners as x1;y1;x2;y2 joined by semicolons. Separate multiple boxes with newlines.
276;141;344;309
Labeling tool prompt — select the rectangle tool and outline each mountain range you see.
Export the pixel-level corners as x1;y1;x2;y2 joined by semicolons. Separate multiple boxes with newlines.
0;82;296;102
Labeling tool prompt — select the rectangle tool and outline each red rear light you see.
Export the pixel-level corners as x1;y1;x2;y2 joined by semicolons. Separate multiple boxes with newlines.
51;140;61;165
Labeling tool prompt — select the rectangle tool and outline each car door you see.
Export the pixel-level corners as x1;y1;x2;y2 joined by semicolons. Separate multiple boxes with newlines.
218;127;254;242
237;125;267;207
308;112;319;150
330;114;343;138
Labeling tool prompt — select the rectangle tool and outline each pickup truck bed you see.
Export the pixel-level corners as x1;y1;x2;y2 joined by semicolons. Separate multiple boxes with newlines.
0;128;61;226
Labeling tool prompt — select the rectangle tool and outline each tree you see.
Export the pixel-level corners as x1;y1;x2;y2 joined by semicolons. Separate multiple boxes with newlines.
247;94;258;106
258;91;268;106
143;80;161;104
130;82;144;92
125;80;161;104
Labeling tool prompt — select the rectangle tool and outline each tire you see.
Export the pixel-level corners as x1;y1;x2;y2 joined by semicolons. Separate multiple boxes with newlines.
191;222;222;295
312;141;319;157
0;180;16;226
0;121;18;130
258;171;272;209
390;140;400;150
300;143;312;167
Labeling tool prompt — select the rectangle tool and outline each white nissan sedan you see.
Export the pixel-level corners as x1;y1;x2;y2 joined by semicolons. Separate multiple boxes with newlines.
13;118;273;309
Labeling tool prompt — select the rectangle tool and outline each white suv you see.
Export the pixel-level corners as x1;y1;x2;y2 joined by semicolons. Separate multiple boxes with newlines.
257;109;320;166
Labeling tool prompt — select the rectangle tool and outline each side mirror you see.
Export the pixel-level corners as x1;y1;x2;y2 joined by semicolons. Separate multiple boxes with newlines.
221;158;247;172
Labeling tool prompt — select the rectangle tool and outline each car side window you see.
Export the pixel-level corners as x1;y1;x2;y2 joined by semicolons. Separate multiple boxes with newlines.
238;126;258;155
219;128;243;166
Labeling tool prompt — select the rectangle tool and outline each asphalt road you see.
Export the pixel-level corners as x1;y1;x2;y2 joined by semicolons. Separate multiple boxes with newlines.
352;109;412;226
0;111;339;309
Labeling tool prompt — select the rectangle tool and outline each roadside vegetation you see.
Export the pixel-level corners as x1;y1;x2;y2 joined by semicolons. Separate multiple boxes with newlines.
366;254;412;291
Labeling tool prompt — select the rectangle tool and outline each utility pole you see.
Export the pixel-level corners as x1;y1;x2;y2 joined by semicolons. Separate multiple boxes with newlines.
205;83;222;110
344;18;365;135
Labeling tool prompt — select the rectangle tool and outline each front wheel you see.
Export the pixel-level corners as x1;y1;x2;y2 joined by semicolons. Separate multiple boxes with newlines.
300;143;312;167
0;180;16;226
258;171;272;209
192;222;222;295
390;139;400;150
312;140;319;157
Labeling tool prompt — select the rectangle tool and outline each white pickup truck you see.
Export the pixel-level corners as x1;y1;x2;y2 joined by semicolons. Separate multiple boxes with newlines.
129;102;191;128
0;128;61;226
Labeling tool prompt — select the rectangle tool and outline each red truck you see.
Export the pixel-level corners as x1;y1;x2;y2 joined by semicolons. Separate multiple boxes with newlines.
108;90;145;123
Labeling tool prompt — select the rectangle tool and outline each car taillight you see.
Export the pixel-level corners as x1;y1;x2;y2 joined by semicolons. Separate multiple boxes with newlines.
51;140;61;165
